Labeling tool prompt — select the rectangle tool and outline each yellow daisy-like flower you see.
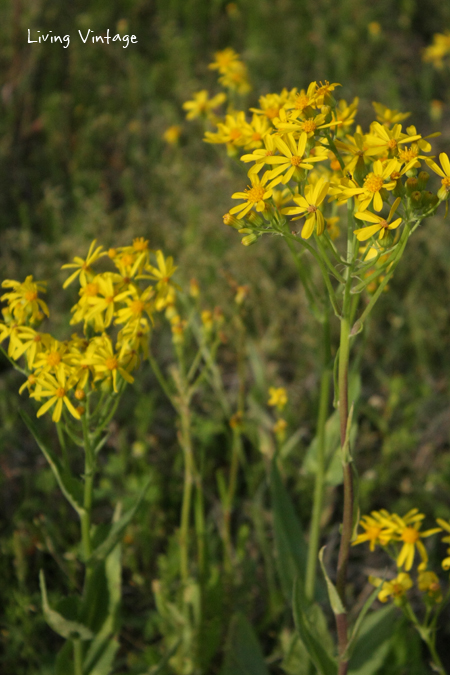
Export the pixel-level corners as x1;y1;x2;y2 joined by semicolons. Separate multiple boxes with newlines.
372;102;411;127
417;566;442;602
369;572;413;603
281;177;330;238
1;276;49;324
182;90;226;121
230;170;281;219
208;48;241;72
61;240;106;289
352;510;395;551
365;122;421;157
275;110;341;144
265;133;327;184
82;336;134;393
31;368;80;423
204;112;252;149
335;159;398;212
354;197;402;242
163;125;182;145
390;509;442;571
250;90;293;121
268;387;288;411
425;152;450;200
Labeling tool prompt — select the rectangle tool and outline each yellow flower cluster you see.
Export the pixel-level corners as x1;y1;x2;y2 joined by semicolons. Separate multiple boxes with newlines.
423;31;450;69
0;239;178;423
208;78;445;244
353;508;447;605
208;47;251;95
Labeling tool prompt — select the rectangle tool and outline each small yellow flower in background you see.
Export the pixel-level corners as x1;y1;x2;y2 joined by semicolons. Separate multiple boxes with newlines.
61;240;106;288
430;100;444;123
208;48;241;73
282;177;330;238
273;418;287;441
189;278;200;298
436;518;450;571
422;32;450;69
182;90;226;121
368;21;381;37
417;565;442;603
1;276;49;325
372;102;411;127
325;216;340;240
31;369;80;423
369;572;413;603
201;310;214;332
268;387;288;411
163;125;182;145
235;285;249;305
208;48;251;94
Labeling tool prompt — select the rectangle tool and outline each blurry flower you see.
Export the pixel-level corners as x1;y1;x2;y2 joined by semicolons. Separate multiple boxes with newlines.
352;510;395;551
268;387;288;411
61;240;106;289
163;125;182;145
182;90;226;120
369;572;413;603
368;21;381;37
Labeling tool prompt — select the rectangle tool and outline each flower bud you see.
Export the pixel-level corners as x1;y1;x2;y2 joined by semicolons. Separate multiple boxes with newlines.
405;177;418;195
241;233;259;246
417;171;430;190
223;212;241;229
246;210;264;227
410;190;423;210
422;191;439;207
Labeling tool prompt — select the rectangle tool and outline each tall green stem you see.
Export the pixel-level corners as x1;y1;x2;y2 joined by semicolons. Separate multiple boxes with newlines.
305;314;331;601
179;402;195;584
81;413;94;562
73;638;83;675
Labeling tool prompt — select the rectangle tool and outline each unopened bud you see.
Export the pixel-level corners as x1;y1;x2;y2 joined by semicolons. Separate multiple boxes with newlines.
405;177;419;195
417;171;430;190
241;233;259;246
410;191;423;209
223;212;241;229
246;210;264;226
422;191;439;207
75;388;85;401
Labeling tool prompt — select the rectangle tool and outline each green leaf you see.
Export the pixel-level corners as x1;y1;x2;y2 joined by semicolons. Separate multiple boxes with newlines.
40;570;94;641
220;612;269;675
292;577;337;675
348;606;396;675
88;477;151;562
83;532;122;673
21;411;84;516
346;583;385;660
270;458;307;599
319;548;346;616
145;639;182;675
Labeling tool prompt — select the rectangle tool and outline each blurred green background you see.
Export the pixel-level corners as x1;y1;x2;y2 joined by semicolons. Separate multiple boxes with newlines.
2;0;450;673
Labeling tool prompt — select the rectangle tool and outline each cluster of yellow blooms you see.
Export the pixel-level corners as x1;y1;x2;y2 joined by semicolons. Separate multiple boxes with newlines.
422;31;450;70
0;239;177;423
268;386;288;439
353;508;450;605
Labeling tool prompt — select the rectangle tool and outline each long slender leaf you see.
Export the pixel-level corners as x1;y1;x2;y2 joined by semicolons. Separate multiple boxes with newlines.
292;577;337;675
348;605;396;675
88;477;151;562
270;458;307;599
220;612;270;675
21;410;84;516
40;570;93;641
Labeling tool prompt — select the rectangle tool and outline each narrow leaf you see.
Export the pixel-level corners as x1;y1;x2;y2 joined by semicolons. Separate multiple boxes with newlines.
348;605;396;675
40;570;93;641
88;477;151;562
21;411;84;516
220;612;270;675
292;577;337;675
319;547;346;616
270;458;307;599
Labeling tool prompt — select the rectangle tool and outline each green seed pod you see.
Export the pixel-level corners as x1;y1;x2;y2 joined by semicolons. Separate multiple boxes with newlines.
422;191;439;208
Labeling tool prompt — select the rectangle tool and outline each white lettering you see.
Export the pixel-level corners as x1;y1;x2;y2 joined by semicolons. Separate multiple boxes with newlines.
112;34;121;42
131;35;137;43
78;29;91;43
28;29;37;43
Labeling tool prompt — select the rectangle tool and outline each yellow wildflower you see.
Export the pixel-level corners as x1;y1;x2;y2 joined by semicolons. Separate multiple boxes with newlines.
369;572;413;603
281;177;330;238
182;90;226;120
31;369;80;423
265;133;327;184
352;510;395;551
425;152;450;200
61;240;106;289
230;170;280;219
354;197;402;242
1;276;49;324
372;102;411;127
390;509;441;571
268;387;288;411
163;125;182;145
417;566;442;602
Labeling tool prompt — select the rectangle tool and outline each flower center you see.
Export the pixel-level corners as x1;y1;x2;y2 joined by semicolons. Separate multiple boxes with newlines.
133;238;148;251
33;334;41;343
364;174;384;193
105;356;118;371
265;107;279;119
330;159;341;171
122;254;134;266
47;351;61;366
388;138;397;150
307;205;317;213
295;94;310;111
229;128;242;140
392;582;404;598
25;290;38;302
399;146;418;162
84;283;99;297
401;527;420;544
290;155;302;166
130;300;145;315
105;295;114;304
366;525;381;541
302;120;317;133
252;132;261;141
56;387;66;399
442;177;450;191
245;185;266;203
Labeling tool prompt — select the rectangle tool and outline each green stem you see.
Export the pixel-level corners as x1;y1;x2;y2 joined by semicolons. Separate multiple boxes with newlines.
426;638;447;675
179;402;195;585
73;638;83;675
305;315;331;601
223;427;241;572
81;414;94;561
